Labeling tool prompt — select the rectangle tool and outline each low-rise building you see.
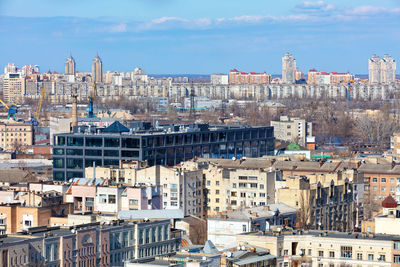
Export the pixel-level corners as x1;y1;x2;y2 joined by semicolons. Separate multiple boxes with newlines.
208;203;296;249
0;219;180;267
236;230;399;266
0;122;33;152
0;191;73;234
270;116;313;147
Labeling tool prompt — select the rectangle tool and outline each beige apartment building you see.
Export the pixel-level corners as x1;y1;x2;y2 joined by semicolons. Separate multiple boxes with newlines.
271;116;313;146
0;122;33;151
200;158;278;216
3;73;25;104
237;230;399;266
278;172;356;232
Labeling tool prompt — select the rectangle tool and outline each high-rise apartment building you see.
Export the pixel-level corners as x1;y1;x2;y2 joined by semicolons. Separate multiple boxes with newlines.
65;55;76;75
3;63;18;74
381;54;396;84
92;54;103;83
282;53;296;84
3;73;25;104
369;54;396;84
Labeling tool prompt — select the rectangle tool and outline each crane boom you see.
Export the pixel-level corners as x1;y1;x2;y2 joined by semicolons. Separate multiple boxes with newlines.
0;99;9;110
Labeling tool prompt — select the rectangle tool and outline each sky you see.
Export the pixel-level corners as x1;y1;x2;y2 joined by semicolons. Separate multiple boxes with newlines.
0;0;399;74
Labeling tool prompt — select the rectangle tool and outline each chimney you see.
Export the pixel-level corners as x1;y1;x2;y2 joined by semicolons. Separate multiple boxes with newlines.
71;87;78;128
392;161;396;170
319;161;324;168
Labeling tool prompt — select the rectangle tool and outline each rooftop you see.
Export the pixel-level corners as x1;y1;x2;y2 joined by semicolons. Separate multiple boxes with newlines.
240;229;400;241
209;203;296;221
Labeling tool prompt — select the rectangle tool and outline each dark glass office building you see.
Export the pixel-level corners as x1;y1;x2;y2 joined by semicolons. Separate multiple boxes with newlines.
52;122;274;181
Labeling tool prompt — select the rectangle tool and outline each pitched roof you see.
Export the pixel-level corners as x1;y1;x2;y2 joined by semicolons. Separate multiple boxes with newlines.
102;121;129;133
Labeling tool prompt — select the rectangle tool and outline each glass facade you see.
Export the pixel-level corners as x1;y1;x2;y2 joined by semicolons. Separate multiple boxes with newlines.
52;125;274;181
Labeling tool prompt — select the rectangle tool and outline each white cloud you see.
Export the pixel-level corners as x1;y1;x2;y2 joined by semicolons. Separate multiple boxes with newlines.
107;23;127;33
349;6;400;15
295;1;335;12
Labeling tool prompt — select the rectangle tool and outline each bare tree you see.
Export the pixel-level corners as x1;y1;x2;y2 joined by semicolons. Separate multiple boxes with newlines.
296;191;313;230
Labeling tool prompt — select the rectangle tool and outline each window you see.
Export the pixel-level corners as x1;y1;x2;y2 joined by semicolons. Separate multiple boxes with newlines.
341;246;352;258
216;190;220;195
260;184;264;189
391;187;395;192
216;181;220;186
99;194;107;203
394;254;400;264
373;186;377;191
382;187;386;192
329;251;335;258
373;178;377;182
308;249;312;256
216;198;219;203
368;254;373;261
108;195;116;204
381;178;386;183
284;250;288;256
318;264;323;267
171;201;178;206
24;220;32;227
390;178;395;183
129;199;138;205
378;255;385;262
250;183;257;188
357;253;362;260
318;251;324;257
260;193;266;197
233;183;236;188
248;176;258;180
394;242;400;250
242;225;247;232
207;180;210;186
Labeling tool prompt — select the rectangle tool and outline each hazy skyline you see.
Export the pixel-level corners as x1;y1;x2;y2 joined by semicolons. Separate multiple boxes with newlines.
0;0;399;74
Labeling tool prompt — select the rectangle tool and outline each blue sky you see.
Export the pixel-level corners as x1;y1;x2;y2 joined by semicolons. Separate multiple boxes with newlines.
0;0;399;74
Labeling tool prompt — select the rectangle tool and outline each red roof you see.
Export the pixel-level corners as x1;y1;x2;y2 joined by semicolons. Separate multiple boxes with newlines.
382;195;397;208
309;69;317;72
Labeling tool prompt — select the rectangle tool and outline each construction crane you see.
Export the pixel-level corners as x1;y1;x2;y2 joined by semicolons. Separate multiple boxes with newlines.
0;99;18;120
35;88;45;121
87;82;97;118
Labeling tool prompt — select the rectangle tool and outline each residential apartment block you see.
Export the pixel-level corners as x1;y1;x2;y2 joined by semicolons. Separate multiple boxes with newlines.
307;69;355;85
0;219;180;267
208;203;296;249
3;73;25;104
0;122;33;151
278;173;355;232
369;54;397;84
64;178;162;214
270;116;313;147
200;158;278;216
229;69;271;84
282;53;296;84
236;230;399;266
0;191;73;234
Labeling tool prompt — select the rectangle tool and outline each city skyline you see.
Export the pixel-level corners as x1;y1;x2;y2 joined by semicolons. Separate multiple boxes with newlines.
0;0;399;74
